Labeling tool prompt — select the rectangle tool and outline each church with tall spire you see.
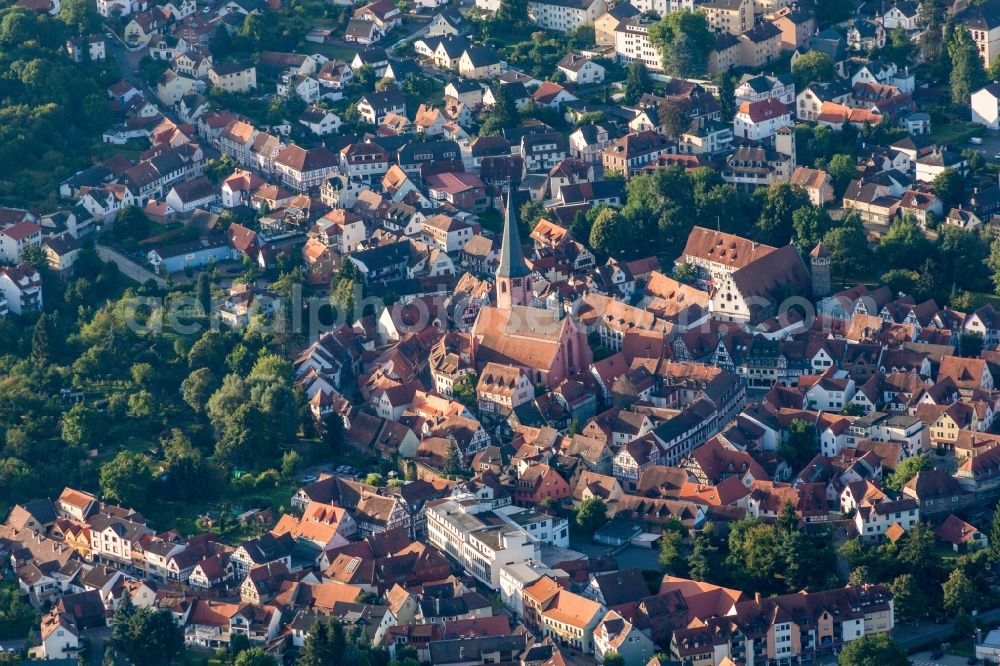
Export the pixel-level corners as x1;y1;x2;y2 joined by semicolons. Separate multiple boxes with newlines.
496;189;530;311
468;187;592;388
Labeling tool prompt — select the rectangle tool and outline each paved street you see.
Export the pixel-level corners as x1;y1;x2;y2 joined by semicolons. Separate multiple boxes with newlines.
893;608;1000;654
911;655;971;666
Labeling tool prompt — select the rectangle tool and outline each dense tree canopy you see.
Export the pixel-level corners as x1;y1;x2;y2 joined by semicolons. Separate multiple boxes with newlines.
838;634;908;666
792;51;836;89
0;6;118;205
648;11;714;77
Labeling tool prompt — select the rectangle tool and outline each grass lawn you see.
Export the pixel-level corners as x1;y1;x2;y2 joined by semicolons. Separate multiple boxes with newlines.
931;121;985;146
140;438;383;542
970;292;1000;309
143;477;301;544
96;137;151;164
933;542;964;563
182;647;228;666
301;41;358;62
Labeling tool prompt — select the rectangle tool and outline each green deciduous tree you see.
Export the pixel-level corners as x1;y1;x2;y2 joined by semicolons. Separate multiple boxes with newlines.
658;528;684;572
936;225;990;295
623;61;651;105
792;51;836;89
589;206;626;256
949;28;986;104
322;412;345;454
792;206;833;250
876;217;933;271
100;451;153;507
988;54;1000;82
826;154;857;195
987;235;1000;295
61;403;99;447
885;454;930;491
281;450;302;479
777;419;816;470
58;0;101;36
888;573;925;622
883;26;916;65
233;648;277;666
989;505;1000;563
443;442;462;477
687;522;722;582
932;168;966;210
942;568;976;614
182;367;218;414
110;606;183;666
837;634;908;666
880;268;920;296
494;0;528;25
918;0;947;69
480;83;519;136
602;653;625;666
648;10;714;77
520;200;546;230
113;205;151;242
576;497;607;533
753;182;811;246
298;617;346;666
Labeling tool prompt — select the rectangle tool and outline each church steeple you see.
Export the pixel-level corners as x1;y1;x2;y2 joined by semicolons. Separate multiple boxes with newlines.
496;187;530;310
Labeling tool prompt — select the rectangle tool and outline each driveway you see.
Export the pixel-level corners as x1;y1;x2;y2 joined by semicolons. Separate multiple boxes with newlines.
82;626;111;666
96;244;166;287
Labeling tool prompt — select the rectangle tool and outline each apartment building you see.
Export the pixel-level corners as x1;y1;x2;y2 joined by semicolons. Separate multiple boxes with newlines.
426;494;542;589
527;0;606;32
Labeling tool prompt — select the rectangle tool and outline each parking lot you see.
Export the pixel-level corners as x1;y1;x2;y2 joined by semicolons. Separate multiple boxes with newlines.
911;651;977;666
962;132;1000;163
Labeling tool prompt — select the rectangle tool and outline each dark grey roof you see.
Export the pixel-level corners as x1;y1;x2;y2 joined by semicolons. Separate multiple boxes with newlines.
806;31;846;61
428;635;527;664
448;79;482;93
591;567;650;605
238;532;292;564
18;498;56;525
345;17;376;38
350;241;412;272
743;22;781;42
386;59;420;79
803;78;852;100
497;189;530;279
435;35;470;58
462;45;499;68
397;139;461;165
607;1;639;18
958;0;1000;30
354;46;388;64
360;87;406;113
